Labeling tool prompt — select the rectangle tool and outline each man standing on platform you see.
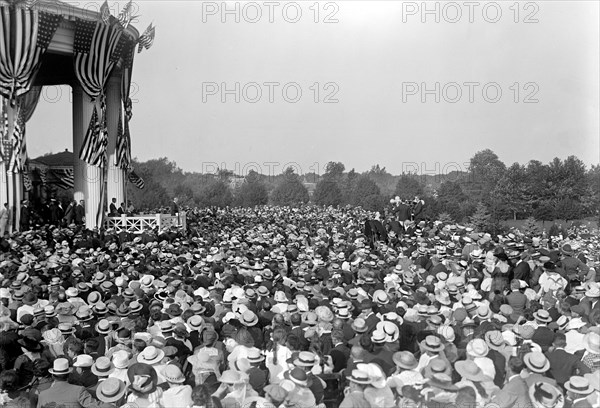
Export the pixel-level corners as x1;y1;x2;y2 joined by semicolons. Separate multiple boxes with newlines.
171;197;179;216
20;200;30;231
0;203;9;237
109;197;118;216
75;200;85;226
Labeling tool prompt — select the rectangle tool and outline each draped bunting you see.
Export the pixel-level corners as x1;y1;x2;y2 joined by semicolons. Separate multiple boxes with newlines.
9;85;42;173
73;18;123;167
0;97;8;162
0;5;61;105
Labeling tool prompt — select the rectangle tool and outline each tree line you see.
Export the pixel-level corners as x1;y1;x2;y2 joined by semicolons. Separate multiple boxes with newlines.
125;149;600;226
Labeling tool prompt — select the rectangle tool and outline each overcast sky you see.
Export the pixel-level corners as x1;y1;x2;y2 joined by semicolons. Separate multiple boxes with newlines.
28;1;599;177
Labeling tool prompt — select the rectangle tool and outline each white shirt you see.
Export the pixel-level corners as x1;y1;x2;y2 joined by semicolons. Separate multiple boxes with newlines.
161;384;193;408
565;330;586;354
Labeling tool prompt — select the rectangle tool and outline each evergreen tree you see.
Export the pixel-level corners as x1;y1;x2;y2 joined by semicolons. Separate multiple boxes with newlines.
469;202;491;232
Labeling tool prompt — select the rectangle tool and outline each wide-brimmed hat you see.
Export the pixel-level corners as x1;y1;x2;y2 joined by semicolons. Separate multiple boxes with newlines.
49;358;73;375
96;378;127;403
533;309;552;323
560;244;573;256
347;369;372;385
428;373;458;391
455;360;491;382
421;335;444;352
240;310;258;327
293;351;316;368
528;381;564;408
163;364;185;383
187;315;205;331
351;318;368;333
484;330;506;350
524;352;551;373
137;346;165;365
58;323;75;336
284;367;308;387
585;285;600;298
583;332;600;354
22;292;38;306
220;370;247;385
564;376;593;395
466;338;489;358
392;351;418;370
92;356;114;377
247;348;265;364
166;303;182;317
95;319;114;335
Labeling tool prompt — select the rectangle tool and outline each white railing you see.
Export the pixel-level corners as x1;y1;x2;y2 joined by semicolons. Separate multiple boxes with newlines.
105;211;186;234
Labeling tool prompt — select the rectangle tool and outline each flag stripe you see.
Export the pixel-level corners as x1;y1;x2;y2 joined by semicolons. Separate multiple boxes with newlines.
0;7;61;104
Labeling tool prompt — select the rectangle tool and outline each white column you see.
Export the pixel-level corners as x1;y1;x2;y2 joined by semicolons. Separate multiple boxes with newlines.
72;86;101;229
0;165;7;212
106;76;125;208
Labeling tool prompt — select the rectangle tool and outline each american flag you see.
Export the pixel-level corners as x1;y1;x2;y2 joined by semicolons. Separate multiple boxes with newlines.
115;105;131;169
79;104;108;167
51;168;74;190
117;0;136;29
22;169;32;191
137;23;155;53
0;8;62;105
0;97;7;162
127;166;145;189
100;0;111;25
9;112;26;173
74;18;123;167
38;166;47;185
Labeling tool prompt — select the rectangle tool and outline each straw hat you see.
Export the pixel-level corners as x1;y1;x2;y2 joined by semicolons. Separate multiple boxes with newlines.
347;369;372;385
392;351;418;370
455;360;491;382
163;364;186;383
421;335;444;353
49;358;73;375
524;352;550;373
466;339;489;358
564;376;593;395
583;332;600;355
293;351;316;368
137;346;165;365
92;356;114;377
96;378;127;403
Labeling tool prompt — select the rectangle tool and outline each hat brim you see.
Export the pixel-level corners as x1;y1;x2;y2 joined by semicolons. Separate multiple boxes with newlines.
564;382;593;395
92;366;115;377
97;382;127;402
137;351;165;365
49;367;73;375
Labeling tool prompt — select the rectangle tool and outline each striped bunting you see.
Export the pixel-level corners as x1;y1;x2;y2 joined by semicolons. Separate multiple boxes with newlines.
74;18;123;167
23;169;32;191
115;105;131;169
127;166;145;189
0;6;61;105
51;168;74;190
9;111;25;173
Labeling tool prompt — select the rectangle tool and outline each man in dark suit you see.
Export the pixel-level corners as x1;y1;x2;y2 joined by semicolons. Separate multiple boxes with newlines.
37;357;97;408
545;332;590;387
75;200;85;225
490;356;532;408
329;329;351;373
19;200;30;231
512;254;531;284
506;280;528;315
579;286;600;318
396;200;411;228
171;197;179;216
412;196;424;222
109;197;118;216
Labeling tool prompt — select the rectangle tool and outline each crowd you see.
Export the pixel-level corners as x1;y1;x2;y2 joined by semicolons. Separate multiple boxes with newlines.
0;203;599;408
